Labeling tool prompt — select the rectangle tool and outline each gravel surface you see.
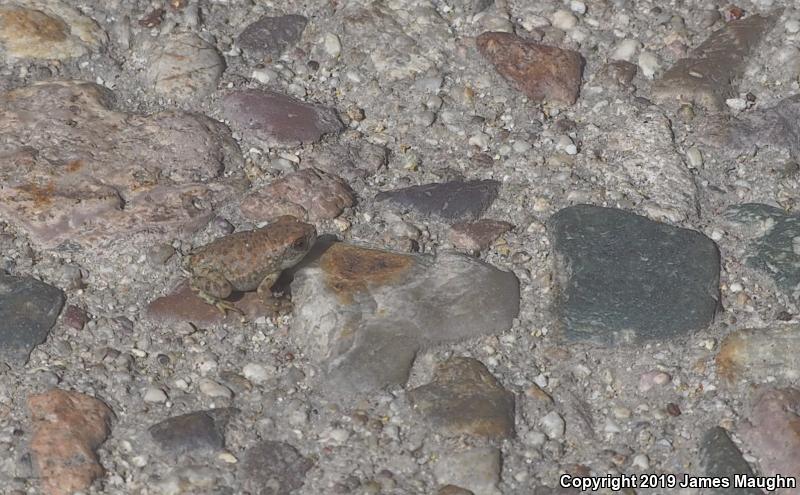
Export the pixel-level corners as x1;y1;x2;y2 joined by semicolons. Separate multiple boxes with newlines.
1;0;800;494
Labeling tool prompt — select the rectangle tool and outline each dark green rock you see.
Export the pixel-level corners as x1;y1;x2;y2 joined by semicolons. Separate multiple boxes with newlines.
0;273;65;366
548;205;720;343
723;204;800;298
699;427;761;495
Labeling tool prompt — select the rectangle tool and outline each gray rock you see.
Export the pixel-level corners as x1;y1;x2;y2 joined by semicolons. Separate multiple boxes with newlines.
221;89;343;148
699;427;761;495
722;204;800;298
548;205;720;343
146;32;225;101
375;180;500;222
149;408;238;457
701;95;800;159
408;357;516;440
652;14;776;110
0;273;64;366
237;15;307;61
433;447;501;495
240;441;313;495
291;242;519;400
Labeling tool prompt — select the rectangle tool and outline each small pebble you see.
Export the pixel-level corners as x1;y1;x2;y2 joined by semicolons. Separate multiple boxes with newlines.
638;371;672;392
611;39;640;62
198;379;233;399
552;10;578;30
570;1;587;15
637;51;659;79
632;454;650;469
726;98;748;111
143;387;168;403
242;363;270;384
686;147;703;168
540;411;566;440
323;33;342;58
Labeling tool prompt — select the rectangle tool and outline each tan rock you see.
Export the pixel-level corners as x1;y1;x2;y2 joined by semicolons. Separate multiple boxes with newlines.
146;31;225;100
28;389;114;495
409;357;516;440
716;325;800;384
240;168;355;222
476;32;584;106
0;1;106;60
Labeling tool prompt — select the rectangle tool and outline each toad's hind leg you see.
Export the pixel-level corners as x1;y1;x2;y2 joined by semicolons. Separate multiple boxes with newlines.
256;272;286;312
190;270;243;318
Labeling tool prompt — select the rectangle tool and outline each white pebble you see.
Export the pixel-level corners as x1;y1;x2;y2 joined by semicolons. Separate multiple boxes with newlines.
143;387;168;403
242;363;270;384
726;98;748;111
322;33;341;58
604;419;622;434
611;39;641;62
686;147;703;168
570;1;587;15
513;140;532;153
251;68;278;85
198;378;233;399
638;51;660;79
632;454;650;470
524;430;546;446
710;230;724;241
729;282;743;293
786;19;800;33
552;9;578;30
325;428;351;444
540;411;566;440
469;132;490;150
638;371;672;392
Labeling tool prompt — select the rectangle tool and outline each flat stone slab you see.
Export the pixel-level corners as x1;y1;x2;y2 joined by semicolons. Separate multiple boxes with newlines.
717;325;800;384
0;272;65;366
375;180;500;222
0;81;246;250
149;408;238;458
699;427;761;495
548;205;720;343
408;357;515;440
237;14;307;61
240;168;355;222
722;204;800;298
652;14;776;111
700;95;800;159
291;243;519;400
476;32;584;106
240;441;313;495
0;1;107;61
220;89;343;148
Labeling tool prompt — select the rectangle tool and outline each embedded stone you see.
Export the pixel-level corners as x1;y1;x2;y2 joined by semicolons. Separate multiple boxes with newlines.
237;14;307;61
375;180;500;222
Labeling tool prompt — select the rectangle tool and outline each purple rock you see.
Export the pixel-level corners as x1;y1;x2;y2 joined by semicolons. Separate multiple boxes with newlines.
221;89;343;147
237;14;307;60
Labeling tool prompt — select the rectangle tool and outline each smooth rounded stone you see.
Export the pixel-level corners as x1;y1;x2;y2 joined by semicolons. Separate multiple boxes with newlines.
721;204;800;296
449;219;513;253
637;51;659;79
0;0;107;61
652;14;777;111
240;168;355;222
701;95;800;160
61;304;88;330
305;141;388;181
242;363;270;384
237;14;307;61
239;441;313;495
0;272;64;366
198;378;233;399
221;89;343;148
291;242;519;400
146;280;283;326
0;81;245;250
548;205;720;344
540;411;566;440
595;60;637;89
551;10;577;30
143;386;168;403
739;388;800;486
700;427;761;495
716;325;800;383
434;447;501;495
28;389;113;495
610;39;640;62
476;32;584;106
375;180;500;222
149;408;238;458
638;370;671;392
146;32;224;101
408;357;516;440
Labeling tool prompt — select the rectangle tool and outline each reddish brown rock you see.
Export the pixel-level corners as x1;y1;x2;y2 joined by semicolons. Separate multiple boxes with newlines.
449;220;513;253
0;81;246;250
221;89;343;147
145;281;288;326
28;389;114;495
739;387;800;493
476;32;584;106
240;168;355;222
61;305;88;330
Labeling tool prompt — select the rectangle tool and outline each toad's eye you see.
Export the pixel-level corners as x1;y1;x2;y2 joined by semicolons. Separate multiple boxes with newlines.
292;238;307;250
